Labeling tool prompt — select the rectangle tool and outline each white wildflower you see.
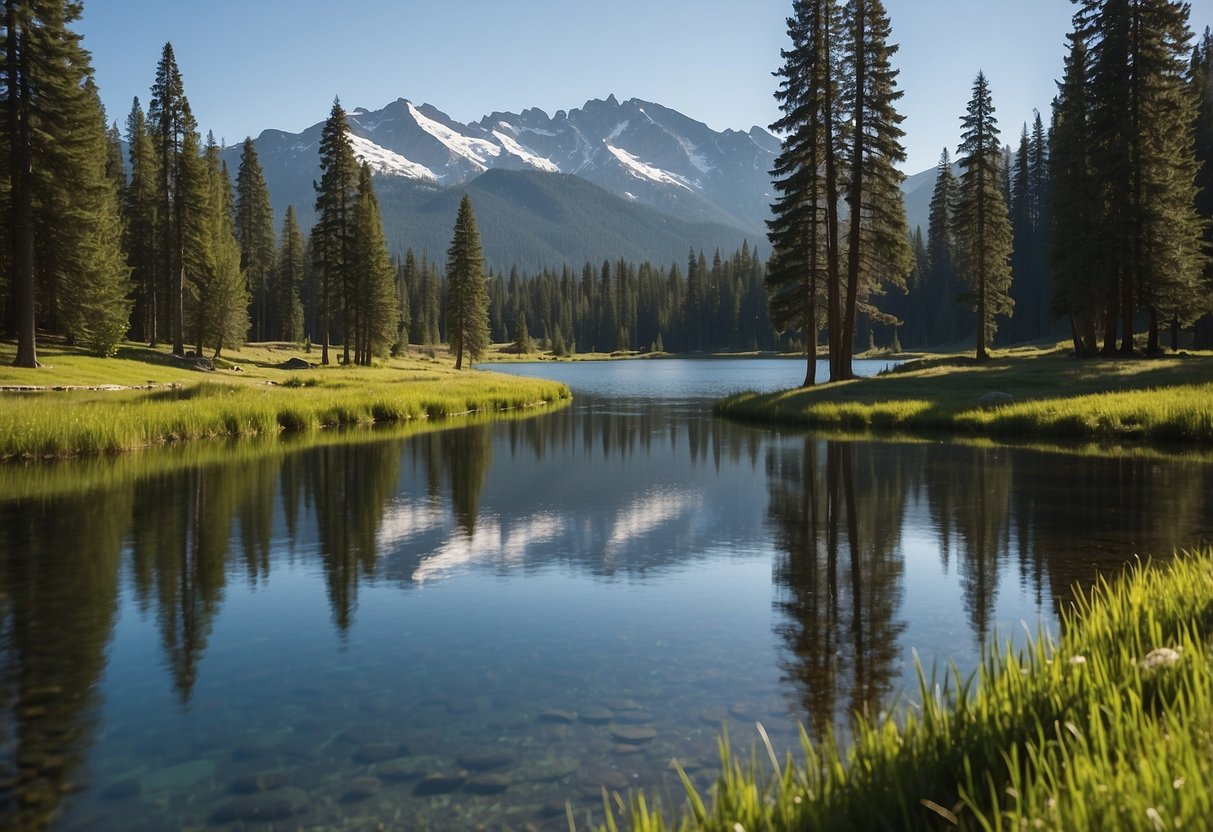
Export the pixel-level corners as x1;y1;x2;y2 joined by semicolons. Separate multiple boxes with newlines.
1173;777;1185;790
1069;655;1087;665
1140;648;1182;672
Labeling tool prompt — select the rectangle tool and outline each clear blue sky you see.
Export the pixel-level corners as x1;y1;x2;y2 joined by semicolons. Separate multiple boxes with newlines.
79;0;1213;175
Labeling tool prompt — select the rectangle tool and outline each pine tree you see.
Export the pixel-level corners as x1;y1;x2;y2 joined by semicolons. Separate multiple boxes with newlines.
513;309;533;354
837;0;912;378
58;85;132;356
312;98;358;365
124;98;160;344
1191;27;1213;348
767;0;842;385
148;43;199;355
954;71;1014;361
1051;32;1103;355
188;135;247;358
4;0;116;366
234;137;275;342
273;205;305;342
445;194;489;370
350;162;396;365
1078;0;1207;353
925;147;961;345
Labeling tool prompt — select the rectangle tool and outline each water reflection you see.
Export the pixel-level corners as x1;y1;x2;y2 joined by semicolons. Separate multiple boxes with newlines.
1;399;1212;830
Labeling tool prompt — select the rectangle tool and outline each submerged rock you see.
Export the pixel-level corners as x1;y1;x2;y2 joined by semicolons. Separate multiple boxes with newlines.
521;756;580;783
209;786;310;823
376;759;425;781
230;770;288;794
466;773;512;794
413;772;467;795
455;749;516;771
578;707;614;725
141;759;215;793
609;724;657;744
698;706;729;725
342;776;381;801
537;708;578;724
354;743;409;764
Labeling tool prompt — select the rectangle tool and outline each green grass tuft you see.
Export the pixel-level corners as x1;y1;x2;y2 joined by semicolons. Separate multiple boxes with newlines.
610;549;1213;831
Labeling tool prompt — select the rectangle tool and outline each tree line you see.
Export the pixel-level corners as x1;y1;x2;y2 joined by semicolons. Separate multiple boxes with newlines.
768;0;1212;384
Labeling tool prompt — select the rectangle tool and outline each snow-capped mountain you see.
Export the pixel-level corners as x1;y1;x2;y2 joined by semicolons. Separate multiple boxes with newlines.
235;95;779;237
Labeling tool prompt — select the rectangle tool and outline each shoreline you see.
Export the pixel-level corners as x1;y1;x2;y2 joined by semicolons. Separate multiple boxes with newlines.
717;348;1213;444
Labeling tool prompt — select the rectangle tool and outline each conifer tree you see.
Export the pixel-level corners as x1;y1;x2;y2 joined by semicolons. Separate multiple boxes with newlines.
272;205;305;342
58;86;132;356
393;255;410;353
124;98;160;344
445;194;489;369
954;71;1014;361
513;309;533;354
1190;27;1213;347
312;98;358;365
1077;0;1207;352
148;43;198;356
837;0;912;379
925;147;961;344
234;137;275;342
4;0;118;365
767;0;841;385
188;135;247;358
350;163;396;365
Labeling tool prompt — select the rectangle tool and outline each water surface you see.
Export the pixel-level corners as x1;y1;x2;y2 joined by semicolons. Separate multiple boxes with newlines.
2;359;1210;831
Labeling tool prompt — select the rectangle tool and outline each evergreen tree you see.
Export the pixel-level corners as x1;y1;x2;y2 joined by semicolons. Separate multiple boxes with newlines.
838;0;912;378
925;147;962;345
1190;27;1213;347
3;0;120;366
445;194;489;370
273;205;305;342
767;0;843;385
349;162;396;365
312;98;358;365
954;71;1014;361
1078;0;1207;353
58;85;131;356
148;42;196;355
1051;31;1103;355
513;309;533;354
124;97;160;344
234;136;275;342
188;135;247;358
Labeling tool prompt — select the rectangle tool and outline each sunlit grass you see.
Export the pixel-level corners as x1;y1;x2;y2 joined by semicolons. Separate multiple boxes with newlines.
0;341;569;458
718;347;1213;443
609;549;1213;831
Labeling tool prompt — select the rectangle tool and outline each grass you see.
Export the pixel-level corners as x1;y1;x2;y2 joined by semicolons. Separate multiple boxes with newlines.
608;548;1213;831
0;340;570;458
718;346;1213;443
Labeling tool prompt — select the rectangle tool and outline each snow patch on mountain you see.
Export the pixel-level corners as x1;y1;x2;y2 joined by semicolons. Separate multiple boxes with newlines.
407;102;501;169
492;129;559;173
348;134;438;182
605;144;693;191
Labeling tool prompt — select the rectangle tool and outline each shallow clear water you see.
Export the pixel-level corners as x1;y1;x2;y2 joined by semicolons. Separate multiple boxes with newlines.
2;359;1211;831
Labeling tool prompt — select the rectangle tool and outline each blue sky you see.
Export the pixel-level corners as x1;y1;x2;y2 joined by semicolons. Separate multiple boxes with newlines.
80;0;1213;174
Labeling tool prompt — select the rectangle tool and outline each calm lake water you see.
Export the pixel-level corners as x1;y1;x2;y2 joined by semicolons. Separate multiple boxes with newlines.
2;358;1211;831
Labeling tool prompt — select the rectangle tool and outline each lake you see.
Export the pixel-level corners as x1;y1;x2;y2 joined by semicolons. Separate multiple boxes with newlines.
2;358;1211;831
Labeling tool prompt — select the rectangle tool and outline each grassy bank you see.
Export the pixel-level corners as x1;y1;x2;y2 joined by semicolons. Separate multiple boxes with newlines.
718;348;1213;443
0;341;569;459
611;549;1213;831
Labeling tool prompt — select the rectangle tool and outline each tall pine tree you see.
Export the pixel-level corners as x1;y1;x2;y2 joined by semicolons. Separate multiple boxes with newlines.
273;205;305;342
350;162;396;365
312;98;358;365
234;137;275;342
445;194;489;370
954;71;1014;361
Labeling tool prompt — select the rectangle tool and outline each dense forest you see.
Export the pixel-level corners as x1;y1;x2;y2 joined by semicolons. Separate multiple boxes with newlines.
3;1;1213;369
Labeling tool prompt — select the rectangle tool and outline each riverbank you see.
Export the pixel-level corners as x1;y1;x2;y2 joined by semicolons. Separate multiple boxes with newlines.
718;348;1213;443
615;548;1213;831
0;342;570;459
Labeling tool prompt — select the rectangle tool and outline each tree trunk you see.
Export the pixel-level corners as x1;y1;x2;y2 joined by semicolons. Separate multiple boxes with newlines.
1101;285;1119;356
8;7;38;368
840;0;866;382
822;2;842;383
1170;315;1180;352
1146;308;1159;355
